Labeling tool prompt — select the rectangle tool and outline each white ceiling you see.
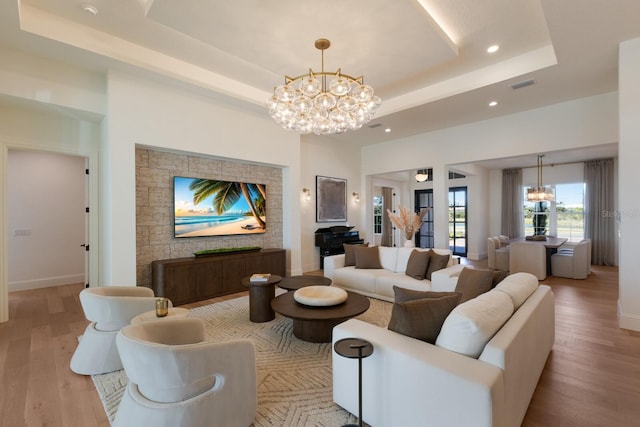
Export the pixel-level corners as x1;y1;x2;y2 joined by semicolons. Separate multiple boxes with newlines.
0;0;635;168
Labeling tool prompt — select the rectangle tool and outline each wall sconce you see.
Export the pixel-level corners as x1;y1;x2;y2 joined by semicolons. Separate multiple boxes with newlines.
302;188;311;201
352;192;360;202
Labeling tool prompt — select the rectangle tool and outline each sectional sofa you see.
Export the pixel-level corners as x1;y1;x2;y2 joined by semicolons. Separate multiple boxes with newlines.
332;272;555;427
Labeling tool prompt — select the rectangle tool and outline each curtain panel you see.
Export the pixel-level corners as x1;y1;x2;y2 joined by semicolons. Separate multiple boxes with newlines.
501;168;524;238
584;158;616;266
381;187;393;247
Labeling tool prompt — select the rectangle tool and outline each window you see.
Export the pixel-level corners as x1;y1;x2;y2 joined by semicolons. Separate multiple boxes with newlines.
373;195;382;235
555;183;585;241
523;183;584;241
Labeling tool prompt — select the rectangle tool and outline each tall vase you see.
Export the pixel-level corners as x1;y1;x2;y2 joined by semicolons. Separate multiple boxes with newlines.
403;239;415;248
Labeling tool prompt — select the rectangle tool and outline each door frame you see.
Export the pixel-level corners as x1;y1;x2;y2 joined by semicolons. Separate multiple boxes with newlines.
0;142;99;322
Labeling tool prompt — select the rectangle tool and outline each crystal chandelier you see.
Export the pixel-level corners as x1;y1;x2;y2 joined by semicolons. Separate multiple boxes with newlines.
266;38;381;135
527;154;555;201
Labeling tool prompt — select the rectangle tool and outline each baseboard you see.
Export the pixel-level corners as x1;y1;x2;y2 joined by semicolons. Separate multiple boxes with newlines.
618;300;640;332
8;273;84;292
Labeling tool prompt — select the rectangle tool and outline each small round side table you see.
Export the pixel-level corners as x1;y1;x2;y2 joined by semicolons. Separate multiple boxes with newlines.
131;307;190;325
242;274;282;323
334;338;374;427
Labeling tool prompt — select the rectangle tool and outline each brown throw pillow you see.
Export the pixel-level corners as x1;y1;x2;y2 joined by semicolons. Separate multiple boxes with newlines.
392;285;460;303
343;243;368;267
492;270;509;288
404;250;431;280
388;292;462;344
425;250;450;280
354;245;383;269
454;267;494;303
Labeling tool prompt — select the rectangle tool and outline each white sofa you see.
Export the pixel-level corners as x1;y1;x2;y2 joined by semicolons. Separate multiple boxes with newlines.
332;272;555;427
323;247;465;302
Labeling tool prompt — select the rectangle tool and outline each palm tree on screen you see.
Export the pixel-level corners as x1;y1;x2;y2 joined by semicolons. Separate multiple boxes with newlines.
189;179;266;229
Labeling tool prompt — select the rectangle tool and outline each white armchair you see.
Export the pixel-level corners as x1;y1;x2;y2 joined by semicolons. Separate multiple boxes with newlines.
70;286;161;375
114;318;257;427
551;239;591;279
487;237;509;271
509;242;547;280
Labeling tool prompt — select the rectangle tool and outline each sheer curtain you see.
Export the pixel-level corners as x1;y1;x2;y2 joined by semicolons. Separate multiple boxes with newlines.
501;168;524;238
584;158;616;265
381;187;393;247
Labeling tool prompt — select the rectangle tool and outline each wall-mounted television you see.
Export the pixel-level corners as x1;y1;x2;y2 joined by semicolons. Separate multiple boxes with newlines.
173;176;266;238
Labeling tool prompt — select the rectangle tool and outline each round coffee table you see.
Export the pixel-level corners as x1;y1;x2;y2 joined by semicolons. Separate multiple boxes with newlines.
271;290;369;343
242;274;282;323
278;274;332;291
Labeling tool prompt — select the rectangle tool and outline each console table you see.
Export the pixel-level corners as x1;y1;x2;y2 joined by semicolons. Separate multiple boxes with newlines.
151;248;286;305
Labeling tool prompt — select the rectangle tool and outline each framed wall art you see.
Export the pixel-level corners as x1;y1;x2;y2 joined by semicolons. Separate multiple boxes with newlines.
316;175;347;222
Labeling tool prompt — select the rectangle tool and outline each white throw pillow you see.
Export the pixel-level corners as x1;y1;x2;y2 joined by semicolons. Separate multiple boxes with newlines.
435;290;514;358
494;272;539;309
378;246;398;271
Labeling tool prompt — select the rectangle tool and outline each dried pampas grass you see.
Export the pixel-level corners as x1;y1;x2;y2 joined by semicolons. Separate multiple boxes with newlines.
386;206;429;240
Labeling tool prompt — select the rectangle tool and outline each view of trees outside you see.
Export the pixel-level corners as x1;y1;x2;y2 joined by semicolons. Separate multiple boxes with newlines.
523;183;585;241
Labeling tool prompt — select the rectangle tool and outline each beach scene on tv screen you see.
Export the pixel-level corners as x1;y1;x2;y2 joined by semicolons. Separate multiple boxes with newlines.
174;176;266;237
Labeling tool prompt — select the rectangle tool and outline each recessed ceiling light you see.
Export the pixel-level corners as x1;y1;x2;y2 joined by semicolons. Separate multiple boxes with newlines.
487;45;499;53
489;101;498;107
384;128;391;133
82;4;98;16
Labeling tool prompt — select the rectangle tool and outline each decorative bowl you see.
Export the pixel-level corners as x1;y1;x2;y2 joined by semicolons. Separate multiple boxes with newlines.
293;286;348;307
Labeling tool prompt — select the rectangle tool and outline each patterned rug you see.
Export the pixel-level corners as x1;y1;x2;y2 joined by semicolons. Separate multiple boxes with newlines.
92;293;392;426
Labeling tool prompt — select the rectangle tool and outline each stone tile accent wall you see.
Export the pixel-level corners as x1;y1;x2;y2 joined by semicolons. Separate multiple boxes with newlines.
136;147;283;287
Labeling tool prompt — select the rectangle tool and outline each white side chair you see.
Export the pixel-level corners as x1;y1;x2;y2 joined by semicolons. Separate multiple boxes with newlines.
509;241;547;280
70;286;161;375
551;239;591;279
114;318;257;427
487;237;510;270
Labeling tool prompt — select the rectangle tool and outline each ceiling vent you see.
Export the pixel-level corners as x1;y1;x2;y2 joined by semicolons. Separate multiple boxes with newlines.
368;123;382;128
510;79;536;90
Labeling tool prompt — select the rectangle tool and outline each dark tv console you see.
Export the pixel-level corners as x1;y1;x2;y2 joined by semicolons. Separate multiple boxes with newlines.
151;248;286;305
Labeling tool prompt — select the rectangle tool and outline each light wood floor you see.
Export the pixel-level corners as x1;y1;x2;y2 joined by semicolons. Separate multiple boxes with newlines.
1;264;638;427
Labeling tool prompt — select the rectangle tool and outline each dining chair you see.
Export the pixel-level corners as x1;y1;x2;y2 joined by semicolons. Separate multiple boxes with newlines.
509;241;547;280
550;239;591;279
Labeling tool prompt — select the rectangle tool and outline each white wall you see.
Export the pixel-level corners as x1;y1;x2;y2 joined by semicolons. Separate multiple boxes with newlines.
618;37;640;331
103;71;303;284
300;134;364;272
7;150;85;290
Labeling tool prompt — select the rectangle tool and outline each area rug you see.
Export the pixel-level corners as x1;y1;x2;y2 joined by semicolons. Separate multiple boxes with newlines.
92;293;392;426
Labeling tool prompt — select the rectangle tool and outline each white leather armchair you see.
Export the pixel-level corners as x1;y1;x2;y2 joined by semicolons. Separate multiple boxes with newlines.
114;318;257;427
551;239;591;279
487;237;509;270
509;242;547;280
70;286;161;375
